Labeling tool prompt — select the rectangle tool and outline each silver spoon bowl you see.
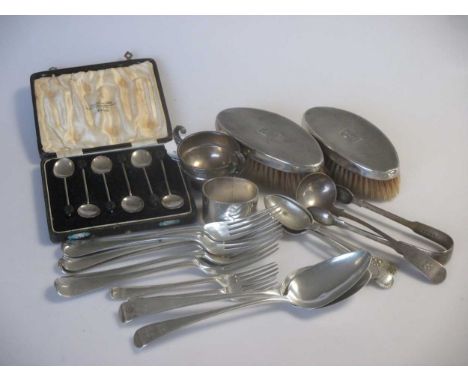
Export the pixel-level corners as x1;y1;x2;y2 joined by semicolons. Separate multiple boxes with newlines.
131;150;160;207
133;250;371;347
296;173;446;284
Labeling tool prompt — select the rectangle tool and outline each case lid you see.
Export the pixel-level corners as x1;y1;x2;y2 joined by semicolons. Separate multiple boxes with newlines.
30;57;172;158
302;107;399;180
215;108;324;173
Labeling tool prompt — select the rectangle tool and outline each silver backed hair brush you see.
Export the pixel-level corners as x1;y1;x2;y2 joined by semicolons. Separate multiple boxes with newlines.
216;108;324;195
302;107;400;201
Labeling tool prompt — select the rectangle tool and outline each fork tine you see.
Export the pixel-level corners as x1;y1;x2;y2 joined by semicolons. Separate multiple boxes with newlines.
218;225;282;250
245;280;278;292
235;262;278;278
236;262;279;281
239;271;279;289
228;217;278;237
217;243;279;272
238;265;279;284
225;209;275;227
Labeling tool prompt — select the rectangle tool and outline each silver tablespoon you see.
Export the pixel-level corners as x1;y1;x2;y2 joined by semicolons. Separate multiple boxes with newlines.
158;154;184;210
77;164;101;219
91;155;116;213
120;162;144;213
53;158;75;217
263;194;395;288
133;250;371;348
130;150;160;207
296;173;446;284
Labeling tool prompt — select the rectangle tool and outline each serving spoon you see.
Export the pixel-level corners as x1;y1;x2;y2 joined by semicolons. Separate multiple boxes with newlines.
133;249;371;348
263;194;396;288
296;173;446;284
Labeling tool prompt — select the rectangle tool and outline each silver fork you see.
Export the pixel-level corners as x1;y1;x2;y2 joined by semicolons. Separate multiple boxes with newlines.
62;208;281;258
59;223;283;272
110;261;279;300
54;241;280;297
118;262;279;322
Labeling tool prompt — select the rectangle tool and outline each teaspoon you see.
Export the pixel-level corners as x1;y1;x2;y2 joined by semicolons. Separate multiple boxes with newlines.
77;163;101;219
53;158;75;217
263;194;396;289
130;149;160;207
133;250;371;348
91;155;116;213
120;162;144;213
157;152;184;210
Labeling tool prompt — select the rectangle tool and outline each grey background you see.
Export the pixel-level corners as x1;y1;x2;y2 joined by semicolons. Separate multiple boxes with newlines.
0;16;467;365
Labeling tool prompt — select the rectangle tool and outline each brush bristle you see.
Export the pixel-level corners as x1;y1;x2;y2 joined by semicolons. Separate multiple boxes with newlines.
325;157;400;201
242;157;305;196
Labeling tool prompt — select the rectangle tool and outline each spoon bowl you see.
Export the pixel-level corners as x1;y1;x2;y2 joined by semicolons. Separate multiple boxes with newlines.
77;203;101;219
91;155;113;175
53;158;75;178
162;194;184;210
296;172;337;209
133;250;371;347
131;149;153;168
121;195;145;214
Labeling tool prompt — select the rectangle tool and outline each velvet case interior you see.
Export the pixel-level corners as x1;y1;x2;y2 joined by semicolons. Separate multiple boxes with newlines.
32;59;196;241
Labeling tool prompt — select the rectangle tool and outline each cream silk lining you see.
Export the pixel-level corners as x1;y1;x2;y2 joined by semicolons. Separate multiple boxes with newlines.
34;61;168;154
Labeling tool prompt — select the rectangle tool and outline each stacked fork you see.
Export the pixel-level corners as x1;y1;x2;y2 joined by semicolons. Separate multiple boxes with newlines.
54;210;283;297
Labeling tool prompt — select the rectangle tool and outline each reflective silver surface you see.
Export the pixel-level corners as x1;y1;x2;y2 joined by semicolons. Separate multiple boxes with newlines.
53;158;75;216
120;162;145;213
132;250;371;347
216;108;324;173
159;158;184;210
302;107;399;180
174;126;245;184
77;168;101;219
53;157;75;178
202;177;258;222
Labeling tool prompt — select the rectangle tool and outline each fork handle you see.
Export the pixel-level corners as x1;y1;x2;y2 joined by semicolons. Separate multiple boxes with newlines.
110;277;216;300
54;261;194;297
60;240;192;272
133;297;281;348
63;230;199;258
120;291;276;322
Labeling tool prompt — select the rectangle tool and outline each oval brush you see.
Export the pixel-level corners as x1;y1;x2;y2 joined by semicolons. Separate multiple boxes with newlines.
216;108;324;196
302;107;400;201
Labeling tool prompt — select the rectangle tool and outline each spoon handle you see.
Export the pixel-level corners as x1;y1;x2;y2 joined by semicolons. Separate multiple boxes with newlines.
54;260;194;297
352;199;453;264
336;211;446;284
60;241;193;272
120;291;276;322
133;297;280;348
